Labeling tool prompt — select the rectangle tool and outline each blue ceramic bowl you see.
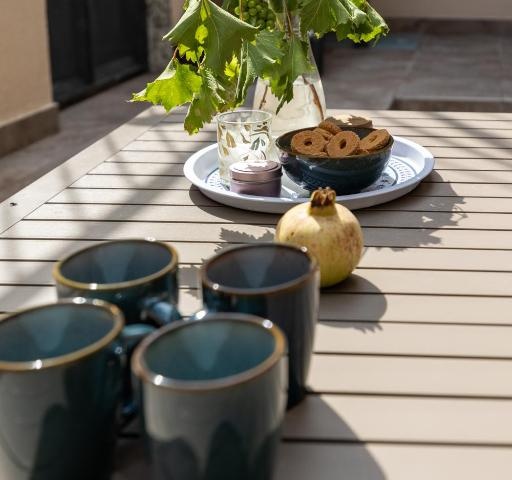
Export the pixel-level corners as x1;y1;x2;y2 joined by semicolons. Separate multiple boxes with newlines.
276;126;394;195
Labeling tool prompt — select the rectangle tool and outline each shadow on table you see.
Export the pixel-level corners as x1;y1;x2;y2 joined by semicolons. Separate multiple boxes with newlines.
279;394;386;480
113;396;386;480
317;274;387;333
360;178;467;251
178;228;276;303
179;233;387;334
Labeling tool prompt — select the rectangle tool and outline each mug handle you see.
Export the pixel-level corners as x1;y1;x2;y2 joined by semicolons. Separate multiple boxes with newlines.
116;298;180;431
141;297;182;326
111;324;156;431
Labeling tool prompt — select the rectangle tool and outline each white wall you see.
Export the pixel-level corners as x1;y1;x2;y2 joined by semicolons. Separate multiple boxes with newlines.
0;0;54;125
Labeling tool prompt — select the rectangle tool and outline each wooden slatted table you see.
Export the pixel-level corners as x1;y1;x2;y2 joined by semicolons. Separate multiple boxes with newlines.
1;108;512;479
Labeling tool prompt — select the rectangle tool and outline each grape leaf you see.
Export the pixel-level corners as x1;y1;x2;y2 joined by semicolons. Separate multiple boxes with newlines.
299;0;351;38
222;0;238;11
185;68;236;134
163;0;204;62
133;0;389;134
235;30;284;106
335;21;351;41
202;0;258;71
236;43;256;104
131;59;202;111
164;0;257;72
247;29;284;78
347;2;389;43
224;54;239;78
339;0;367;25
269;36;313;111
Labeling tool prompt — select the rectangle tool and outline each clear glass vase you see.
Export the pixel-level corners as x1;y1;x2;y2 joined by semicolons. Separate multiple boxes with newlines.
252;37;326;135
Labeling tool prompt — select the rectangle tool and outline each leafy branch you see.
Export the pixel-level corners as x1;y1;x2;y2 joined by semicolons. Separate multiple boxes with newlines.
132;0;388;134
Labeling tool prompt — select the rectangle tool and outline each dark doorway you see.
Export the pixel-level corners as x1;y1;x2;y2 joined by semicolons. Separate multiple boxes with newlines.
47;0;148;105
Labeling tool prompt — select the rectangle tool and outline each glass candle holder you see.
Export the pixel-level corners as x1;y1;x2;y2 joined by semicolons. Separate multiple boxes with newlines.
216;110;276;188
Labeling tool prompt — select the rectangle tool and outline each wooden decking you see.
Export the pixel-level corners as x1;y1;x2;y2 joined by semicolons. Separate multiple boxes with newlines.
1;108;512;479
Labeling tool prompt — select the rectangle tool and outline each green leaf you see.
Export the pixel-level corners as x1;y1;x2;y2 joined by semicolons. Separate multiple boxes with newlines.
222;0;238;11
335;21;352;41
339;0;367;25
333;1;388;43
347;2;389;43
184;68;233;134
299;0;351;38
131;59;202;111
247;30;284;77
235;42;256;104
163;0;204;62
269;36;313;111
134;0;388;134
235;30;284;105
164;0;257;72
224;54;239;78
201;0;258;71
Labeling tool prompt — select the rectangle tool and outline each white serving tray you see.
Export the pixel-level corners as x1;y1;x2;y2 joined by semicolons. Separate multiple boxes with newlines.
183;136;435;213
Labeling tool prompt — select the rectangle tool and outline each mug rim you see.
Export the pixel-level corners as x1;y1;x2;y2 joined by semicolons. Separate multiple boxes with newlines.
52;238;179;292
0;298;124;372
200;243;318;296
131;313;286;392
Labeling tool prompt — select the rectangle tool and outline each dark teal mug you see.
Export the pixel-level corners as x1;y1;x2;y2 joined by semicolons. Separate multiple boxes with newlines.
53;239;182;416
196;243;320;407
0;299;124;480
53;239;181;326
132;313;287;480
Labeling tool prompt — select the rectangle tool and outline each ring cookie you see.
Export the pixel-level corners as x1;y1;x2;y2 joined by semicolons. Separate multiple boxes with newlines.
318;120;341;135
360;129;391;152
313;127;333;141
291;130;328;156
326;131;360;157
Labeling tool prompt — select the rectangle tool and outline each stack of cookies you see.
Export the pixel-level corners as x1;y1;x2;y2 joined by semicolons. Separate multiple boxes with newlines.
290;119;391;159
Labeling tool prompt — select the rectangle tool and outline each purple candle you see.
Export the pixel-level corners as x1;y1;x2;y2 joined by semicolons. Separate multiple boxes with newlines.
229;160;282;197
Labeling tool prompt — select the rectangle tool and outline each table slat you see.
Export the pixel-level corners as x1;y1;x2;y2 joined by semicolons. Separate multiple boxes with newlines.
48;189;512;214
283;395;512;444
140;127;512;141
275;443;512;480
310;355;512;397
6;220;512;250
71;175;192;190
88;162;512;183
3;259;511;296
315;322;512;357
1;240;511;272
25;204;512;231
427;170;512;183
412;182;512;197
104;148;512;171
3;287;512;326
70;174;512;197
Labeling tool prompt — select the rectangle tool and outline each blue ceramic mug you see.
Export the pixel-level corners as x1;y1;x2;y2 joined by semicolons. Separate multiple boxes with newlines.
0;299;124;480
132;313;288;480
53;239;181;325
196;243;320;408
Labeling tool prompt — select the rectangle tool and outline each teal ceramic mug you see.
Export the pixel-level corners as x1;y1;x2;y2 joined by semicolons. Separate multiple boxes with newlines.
53;239;182;416
53;238;181;326
0;299;124;480
196;243;320;408
132;313;288;480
